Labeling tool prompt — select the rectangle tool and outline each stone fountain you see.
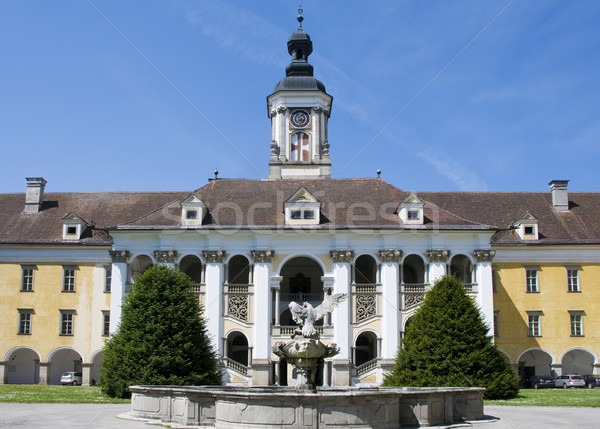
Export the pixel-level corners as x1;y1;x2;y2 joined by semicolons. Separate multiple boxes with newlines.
126;294;485;428
273;293;346;392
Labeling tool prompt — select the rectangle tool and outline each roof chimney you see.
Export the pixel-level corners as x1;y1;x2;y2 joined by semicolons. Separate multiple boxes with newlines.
549;179;569;212
24;177;47;214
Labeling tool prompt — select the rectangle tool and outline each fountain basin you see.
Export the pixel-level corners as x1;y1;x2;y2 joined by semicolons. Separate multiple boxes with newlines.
129;385;484;428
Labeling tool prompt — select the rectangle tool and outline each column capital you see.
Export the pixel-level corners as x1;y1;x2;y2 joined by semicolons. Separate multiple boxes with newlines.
202;250;227;263
473;249;496;262
250;250;275;263
109;250;130;263
153;250;178;264
330;250;355;263
270;275;283;289
378;249;403;263
425;249;450;263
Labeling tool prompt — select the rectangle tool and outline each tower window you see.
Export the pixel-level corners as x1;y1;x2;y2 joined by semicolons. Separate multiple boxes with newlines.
290;132;310;161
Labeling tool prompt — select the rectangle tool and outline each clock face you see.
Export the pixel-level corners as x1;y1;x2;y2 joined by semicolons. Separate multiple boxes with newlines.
290;109;310;128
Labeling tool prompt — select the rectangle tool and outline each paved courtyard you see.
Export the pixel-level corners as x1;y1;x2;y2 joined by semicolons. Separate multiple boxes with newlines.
0;403;599;428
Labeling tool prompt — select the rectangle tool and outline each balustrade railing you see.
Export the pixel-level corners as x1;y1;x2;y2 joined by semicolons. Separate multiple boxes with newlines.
191;282;202;293
273;325;325;337
355;358;378;376
223;357;248;376
280;293;324;302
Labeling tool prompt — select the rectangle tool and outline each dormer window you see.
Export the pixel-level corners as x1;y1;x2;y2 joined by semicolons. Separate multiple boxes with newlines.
180;194;206;226
62;213;86;241
284;187;320;226
407;210;419;220
398;193;424;225
512;211;539;240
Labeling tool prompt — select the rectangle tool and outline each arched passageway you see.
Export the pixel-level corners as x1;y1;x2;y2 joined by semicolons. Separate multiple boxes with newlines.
518;349;553;382
48;348;83;385
5;347;40;384
354;331;378;366
562;349;594;375
226;331;249;366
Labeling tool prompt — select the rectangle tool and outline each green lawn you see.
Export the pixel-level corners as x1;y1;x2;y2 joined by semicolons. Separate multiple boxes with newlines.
0;385;129;404
486;388;600;407
1;385;599;407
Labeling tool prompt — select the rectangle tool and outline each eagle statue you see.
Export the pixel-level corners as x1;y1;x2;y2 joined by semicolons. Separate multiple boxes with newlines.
289;293;347;338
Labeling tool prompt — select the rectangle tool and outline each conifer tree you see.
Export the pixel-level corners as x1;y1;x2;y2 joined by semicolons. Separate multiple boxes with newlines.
100;265;221;398
383;275;519;399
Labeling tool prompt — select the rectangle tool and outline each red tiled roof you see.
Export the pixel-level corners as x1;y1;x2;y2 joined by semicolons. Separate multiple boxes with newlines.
1;179;599;245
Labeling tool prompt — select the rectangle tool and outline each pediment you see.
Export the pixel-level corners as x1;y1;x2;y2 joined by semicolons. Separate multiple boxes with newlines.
286;187;318;204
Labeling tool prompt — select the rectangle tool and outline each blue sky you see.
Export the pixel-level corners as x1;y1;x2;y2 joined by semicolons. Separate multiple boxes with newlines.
1;1;599;194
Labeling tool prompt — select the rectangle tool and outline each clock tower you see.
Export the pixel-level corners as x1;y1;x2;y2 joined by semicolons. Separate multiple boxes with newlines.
268;9;333;180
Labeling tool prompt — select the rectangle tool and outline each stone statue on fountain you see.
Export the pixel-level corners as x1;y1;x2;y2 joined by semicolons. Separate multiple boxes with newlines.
273;293;347;392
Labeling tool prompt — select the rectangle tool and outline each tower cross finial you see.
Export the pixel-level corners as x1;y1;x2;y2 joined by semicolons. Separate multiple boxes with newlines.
297;4;304;30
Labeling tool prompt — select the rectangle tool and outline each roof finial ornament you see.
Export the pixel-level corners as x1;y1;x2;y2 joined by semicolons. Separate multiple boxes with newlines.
297;4;304;30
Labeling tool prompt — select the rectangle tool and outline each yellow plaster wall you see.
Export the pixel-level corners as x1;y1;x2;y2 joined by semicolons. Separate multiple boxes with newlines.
493;262;600;363
0;262;111;362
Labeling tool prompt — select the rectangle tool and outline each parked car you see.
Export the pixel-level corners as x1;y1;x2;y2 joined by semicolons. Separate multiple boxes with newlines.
555;375;585;389
60;371;82;385
523;375;555;389
583;375;600;389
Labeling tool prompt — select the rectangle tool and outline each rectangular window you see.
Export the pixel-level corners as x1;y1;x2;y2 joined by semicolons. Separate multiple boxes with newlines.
567;268;580;292
291;210;302;219
570;312;584;336
18;310;33;335
105;267;112;293
492;268;497;293
524;226;534;235
102;311;110;336
60;310;75;335
525;268;538;293
407;210;419;220
186;210;197;219
66;226;77;235
303;210;315;219
493;311;499;337
63;266;76;292
21;265;35;292
527;313;541;337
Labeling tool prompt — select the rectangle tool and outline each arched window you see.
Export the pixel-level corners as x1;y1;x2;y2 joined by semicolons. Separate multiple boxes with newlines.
354;255;377;285
402;255;425;284
450;255;472;284
228;255;250;284
179;255;203;283
290;132;310;161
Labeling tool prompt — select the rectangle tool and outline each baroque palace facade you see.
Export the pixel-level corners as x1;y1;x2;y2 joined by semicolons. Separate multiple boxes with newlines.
1;17;599;388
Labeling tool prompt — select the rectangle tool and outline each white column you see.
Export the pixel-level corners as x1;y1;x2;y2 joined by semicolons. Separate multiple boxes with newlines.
473;250;496;336
425;250;450;284
108;250;130;334
250;250;275;386
251;252;274;361
203;251;226;356
379;250;402;360
332;260;351;359
312;107;320;160
330;250;354;386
